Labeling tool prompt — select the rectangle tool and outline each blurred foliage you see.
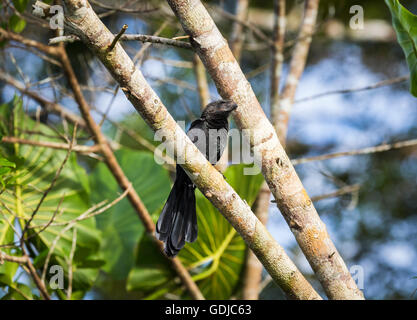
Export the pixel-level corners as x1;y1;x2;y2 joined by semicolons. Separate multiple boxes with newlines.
127;164;264;299
89;149;171;279
386;0;417;97
7;1;28;33
0;97;103;299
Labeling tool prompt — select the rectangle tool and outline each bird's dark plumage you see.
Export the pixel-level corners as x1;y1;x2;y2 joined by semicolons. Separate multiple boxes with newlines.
156;100;237;257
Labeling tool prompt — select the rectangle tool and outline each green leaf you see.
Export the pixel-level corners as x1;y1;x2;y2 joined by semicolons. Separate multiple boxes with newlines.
386;0;417;97
127;164;264;299
9;15;26;33
89;149;171;279
12;0;29;13
0;97;101;295
127;233;174;291
0;228;20;287
0;156;16;190
2;283;34;300
0;158;15;168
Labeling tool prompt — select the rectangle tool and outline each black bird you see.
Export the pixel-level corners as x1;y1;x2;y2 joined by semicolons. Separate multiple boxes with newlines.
156;100;238;257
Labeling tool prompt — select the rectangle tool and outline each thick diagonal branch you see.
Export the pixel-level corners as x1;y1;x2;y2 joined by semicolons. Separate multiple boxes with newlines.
166;0;364;300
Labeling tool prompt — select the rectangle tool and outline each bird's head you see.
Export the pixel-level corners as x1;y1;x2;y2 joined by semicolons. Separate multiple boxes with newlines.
201;100;238;120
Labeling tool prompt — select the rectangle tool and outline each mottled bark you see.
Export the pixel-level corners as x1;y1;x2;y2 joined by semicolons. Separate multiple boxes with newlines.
41;0;322;299
166;0;364;300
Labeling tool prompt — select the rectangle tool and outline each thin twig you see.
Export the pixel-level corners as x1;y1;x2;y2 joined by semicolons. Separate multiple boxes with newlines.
6;43;62;66
34;187;128;229
0;26;59;56
295;75;410;104
133;22;169;66
66;227;77;299
270;0;286;133
19;124;77;245
49;34;192;49
310;184;360;202
22;245;50;300
0;71;86;127
276;0;320;144
32;195;65;236
41;186;130;282
291;138;417;166
0;251;28;264
2;136;100;154
108;24;128;51
193;54;210;109
272;184;361;203
55;41;205;300
210;4;273;46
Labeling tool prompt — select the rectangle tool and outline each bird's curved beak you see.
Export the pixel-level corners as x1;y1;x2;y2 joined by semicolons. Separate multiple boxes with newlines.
224;100;238;112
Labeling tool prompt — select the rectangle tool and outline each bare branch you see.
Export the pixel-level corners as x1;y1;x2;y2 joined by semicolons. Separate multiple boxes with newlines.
67;228;77;299
295;75;410;104
22;245;50;300
0;249;50;300
270;0;286;133
20;124;77;244
1;136;100;154
210;4;273;46
193;54;210;110
40;187;129;283
229;0;249;61
310;184;360;202
108;24;128;51
292;138;417;166
0;71;86;127
49;34;193;49
276;0;320;144
0;251;28;264
0;26;59;56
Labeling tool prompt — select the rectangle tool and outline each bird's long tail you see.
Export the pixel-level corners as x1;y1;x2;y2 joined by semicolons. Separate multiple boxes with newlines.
156;165;197;257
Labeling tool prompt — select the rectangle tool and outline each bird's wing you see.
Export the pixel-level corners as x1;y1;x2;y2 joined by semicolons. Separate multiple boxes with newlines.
187;118;207;156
